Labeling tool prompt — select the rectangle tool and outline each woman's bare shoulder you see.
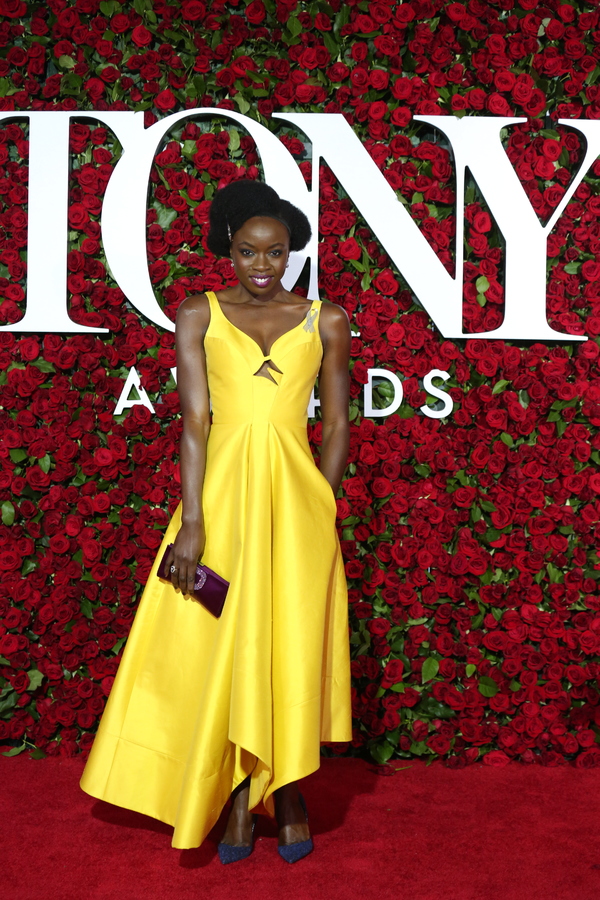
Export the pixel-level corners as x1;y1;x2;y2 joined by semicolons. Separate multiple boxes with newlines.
176;293;211;334
319;299;351;333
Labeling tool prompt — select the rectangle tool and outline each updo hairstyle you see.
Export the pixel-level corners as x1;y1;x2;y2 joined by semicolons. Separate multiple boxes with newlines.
207;180;311;258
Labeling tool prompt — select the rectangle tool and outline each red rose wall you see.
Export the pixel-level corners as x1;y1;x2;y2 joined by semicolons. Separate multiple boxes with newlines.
2;0;600;769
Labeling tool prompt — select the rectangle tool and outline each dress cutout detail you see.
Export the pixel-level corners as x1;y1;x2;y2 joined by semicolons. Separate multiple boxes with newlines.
79;291;352;849
254;355;283;384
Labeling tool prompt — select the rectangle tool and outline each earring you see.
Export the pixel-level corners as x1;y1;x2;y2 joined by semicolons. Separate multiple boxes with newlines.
227;223;232;241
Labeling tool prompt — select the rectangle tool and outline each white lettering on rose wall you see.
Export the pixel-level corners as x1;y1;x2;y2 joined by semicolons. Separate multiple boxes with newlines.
1;109;597;420
0;109;596;342
117;365;454;420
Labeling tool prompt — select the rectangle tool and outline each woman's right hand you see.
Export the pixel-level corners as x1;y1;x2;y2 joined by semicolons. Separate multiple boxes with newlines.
165;521;206;597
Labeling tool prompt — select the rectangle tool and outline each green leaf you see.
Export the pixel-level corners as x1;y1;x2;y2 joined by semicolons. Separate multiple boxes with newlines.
112;636;127;655
21;558;38;576
465;664;477;677
2;743;25;757
348;259;366;273
234;94;251;115
27;669;44;691
492;379;509;395
477;676;499;698
546;562;563;584
416;697;455;719
389;682;405;693
509;680;521;692
80;598;94;619
29;747;47;759
31;359;56;373
286;15;303;37
0;78;15;98
475;275;489;294
421;657;439;684
9;448;27;463
409;740;429;756
181;139;197;160
500;432;514;447
1;501;15;526
323;31;338;58
333;3;350;36
58;55;76;69
564;261;580;275
0;690;18;715
61;73;83;95
38;454;51;474
153;204;178;230
370;741;395;764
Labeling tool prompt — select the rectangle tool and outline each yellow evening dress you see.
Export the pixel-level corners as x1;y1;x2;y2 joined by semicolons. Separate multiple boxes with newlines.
79;290;352;849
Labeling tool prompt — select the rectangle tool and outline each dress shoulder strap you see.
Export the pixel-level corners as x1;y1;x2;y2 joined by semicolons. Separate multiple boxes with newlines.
205;290;218;312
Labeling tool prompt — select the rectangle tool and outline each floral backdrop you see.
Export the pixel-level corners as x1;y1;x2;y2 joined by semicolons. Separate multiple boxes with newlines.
2;0;600;769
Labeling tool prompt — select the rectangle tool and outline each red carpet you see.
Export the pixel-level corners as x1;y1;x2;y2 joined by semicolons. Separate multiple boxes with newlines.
3;755;600;900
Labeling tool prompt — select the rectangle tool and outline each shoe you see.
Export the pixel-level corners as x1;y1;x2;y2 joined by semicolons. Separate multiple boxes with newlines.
218;815;257;864
277;794;313;863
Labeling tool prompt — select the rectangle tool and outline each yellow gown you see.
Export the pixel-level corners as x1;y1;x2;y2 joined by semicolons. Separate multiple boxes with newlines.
79;290;352;849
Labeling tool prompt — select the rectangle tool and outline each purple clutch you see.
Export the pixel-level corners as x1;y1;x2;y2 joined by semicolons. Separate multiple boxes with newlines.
157;543;229;618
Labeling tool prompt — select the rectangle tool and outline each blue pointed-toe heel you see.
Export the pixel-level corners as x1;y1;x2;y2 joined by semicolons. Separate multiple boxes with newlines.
218;815;257;865
277;794;313;864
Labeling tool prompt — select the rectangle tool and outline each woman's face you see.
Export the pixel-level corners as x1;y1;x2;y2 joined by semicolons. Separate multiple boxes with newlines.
230;216;290;295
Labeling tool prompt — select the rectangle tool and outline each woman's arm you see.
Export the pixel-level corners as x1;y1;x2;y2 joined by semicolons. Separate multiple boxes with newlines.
317;303;351;496
166;293;211;596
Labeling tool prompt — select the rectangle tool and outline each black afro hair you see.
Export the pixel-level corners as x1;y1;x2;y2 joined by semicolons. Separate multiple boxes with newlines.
207;180;311;258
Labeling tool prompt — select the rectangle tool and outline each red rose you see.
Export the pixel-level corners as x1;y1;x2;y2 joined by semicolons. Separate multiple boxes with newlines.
81;540;102;566
453;486;477;508
576;750;600;769
338;237;361;260
386;323;405;345
345;560;364;578
181;0;206;20
131;25;153;47
84;78;105;101
580;631;598;654
368;618;391;636
472;212;491;233
155;89;177;111
0;0;26;16
381;659;404;687
373;270;399;295
371;478;393;498
245;0;266;23
487;93;512;116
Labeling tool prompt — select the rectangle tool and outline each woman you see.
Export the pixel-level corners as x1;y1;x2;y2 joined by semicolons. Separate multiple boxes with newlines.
80;179;352;864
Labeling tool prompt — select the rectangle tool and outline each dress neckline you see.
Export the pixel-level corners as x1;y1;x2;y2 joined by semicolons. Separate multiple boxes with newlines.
209;291;320;359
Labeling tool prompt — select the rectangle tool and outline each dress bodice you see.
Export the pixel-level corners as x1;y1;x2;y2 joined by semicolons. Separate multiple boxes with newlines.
204;291;323;426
